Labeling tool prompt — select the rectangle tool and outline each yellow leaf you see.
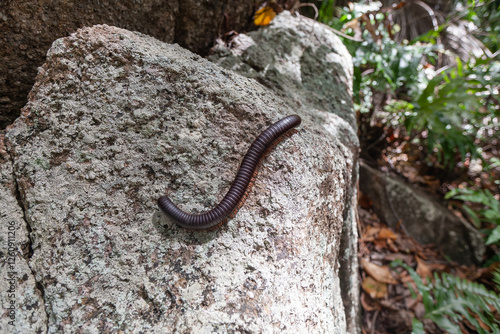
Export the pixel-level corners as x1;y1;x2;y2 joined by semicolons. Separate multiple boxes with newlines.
254;6;276;26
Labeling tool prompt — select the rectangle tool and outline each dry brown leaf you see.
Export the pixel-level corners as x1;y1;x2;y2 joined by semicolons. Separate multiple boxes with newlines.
362;225;381;241
386;238;399;253
395;237;417;253
384;253;415;265
360;292;380;311
373;239;388;249
362;276;388;299
377;227;399;240
359;193;373;209
456;264;482;281
405;294;420;310
399;271;415;284
427;262;448;273
342;17;359;32
416;257;432;280
362;259;398;284
413;302;426;319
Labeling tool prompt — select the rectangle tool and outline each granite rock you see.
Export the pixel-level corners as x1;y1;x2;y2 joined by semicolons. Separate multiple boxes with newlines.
2;19;359;333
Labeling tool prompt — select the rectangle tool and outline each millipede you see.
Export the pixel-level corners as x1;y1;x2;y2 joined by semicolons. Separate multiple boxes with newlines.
157;114;302;231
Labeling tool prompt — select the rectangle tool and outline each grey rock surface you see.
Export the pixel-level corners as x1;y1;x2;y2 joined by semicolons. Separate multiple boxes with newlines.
0;133;47;333
359;162;485;264
209;12;360;332
209;11;356;130
2;19;359;334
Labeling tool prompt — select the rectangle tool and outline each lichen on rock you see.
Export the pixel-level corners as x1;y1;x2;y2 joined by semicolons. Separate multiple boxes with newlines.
2;14;359;333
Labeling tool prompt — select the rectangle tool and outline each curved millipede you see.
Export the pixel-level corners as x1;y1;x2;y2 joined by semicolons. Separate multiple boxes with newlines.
157;115;302;231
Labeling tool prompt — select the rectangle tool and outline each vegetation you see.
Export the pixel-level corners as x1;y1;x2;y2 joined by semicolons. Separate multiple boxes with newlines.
314;0;500;332
394;260;500;333
319;0;499;170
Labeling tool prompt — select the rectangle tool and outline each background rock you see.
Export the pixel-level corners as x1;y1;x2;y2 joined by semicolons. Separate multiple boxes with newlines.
0;0;264;129
209;11;355;130
3;20;358;333
359;162;485;264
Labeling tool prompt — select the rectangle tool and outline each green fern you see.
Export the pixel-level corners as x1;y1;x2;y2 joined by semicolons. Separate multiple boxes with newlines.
393;260;500;333
494;269;500;291
445;188;500;245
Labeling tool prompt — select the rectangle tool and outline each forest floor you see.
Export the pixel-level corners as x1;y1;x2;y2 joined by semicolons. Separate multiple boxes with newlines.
358;202;495;333
358;122;500;333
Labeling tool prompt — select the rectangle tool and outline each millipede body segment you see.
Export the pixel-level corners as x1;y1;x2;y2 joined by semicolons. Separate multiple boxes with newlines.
157;114;301;231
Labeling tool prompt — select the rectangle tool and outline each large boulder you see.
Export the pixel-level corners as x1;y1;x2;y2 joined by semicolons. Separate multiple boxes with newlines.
2;15;359;334
0;133;47;333
209;11;360;330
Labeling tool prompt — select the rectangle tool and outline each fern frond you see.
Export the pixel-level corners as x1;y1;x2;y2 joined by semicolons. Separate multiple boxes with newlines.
394;260;500;333
494;269;500;290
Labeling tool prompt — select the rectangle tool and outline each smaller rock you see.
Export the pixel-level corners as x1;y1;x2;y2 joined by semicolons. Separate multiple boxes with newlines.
359;161;484;264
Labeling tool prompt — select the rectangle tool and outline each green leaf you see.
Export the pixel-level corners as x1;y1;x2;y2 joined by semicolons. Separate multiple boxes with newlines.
411;319;425;334
486;226;500;245
318;0;335;23
446;187;500;237
484;209;500;224
463;205;481;228
453;193;490;204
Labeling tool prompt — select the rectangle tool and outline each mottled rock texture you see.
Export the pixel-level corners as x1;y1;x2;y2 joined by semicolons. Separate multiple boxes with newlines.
1;15;359;334
0;133;47;333
0;0;264;129
359;162;484;265
209;11;355;130
209;12;360;331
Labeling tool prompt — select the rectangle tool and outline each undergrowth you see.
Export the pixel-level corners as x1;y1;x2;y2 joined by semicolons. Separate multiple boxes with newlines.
393;260;500;333
316;0;500;332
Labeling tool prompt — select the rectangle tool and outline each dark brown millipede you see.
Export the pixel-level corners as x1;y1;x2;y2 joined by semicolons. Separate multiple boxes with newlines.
157;114;301;231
